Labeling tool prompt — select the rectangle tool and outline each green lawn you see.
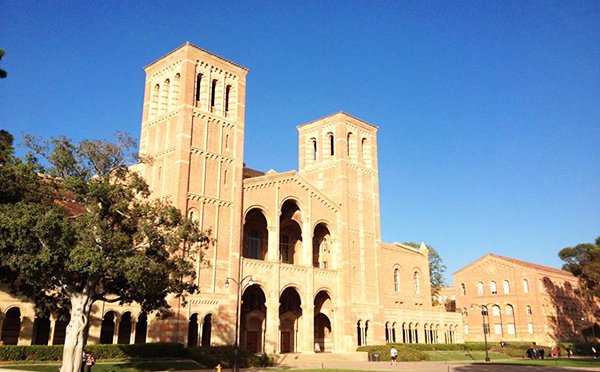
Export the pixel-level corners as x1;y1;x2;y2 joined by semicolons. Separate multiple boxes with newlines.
483;358;600;368
1;360;203;372
426;350;510;361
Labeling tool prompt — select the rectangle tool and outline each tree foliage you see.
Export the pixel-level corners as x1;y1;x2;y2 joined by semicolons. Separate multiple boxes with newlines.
559;236;600;298
0;132;210;372
403;242;447;305
0;49;6;79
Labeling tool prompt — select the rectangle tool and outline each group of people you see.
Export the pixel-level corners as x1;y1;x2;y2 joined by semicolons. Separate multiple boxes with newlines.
526;343;572;360
81;351;96;372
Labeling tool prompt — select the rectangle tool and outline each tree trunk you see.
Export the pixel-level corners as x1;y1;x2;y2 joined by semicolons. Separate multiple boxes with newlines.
60;291;95;372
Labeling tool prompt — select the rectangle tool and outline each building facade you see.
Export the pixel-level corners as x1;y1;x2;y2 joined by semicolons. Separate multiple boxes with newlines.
451;254;599;346
0;42;462;351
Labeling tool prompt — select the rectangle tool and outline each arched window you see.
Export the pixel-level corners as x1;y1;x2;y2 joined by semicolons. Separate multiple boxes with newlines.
160;79;170;113
477;282;484;295
462;308;468;316
223;169;228;185
195;74;202;102
169;73;180;111
361;138;372;166
248;229;261;259
492;305;501;316
394;269;400;292
490;281;497;294
526;305;532;315
523;279;529;293
505;304;514;316
347;132;357;161
210;79;217;109
225;85;231;112
327;132;334;156
225;134;230;150
280;235;292;263
503;280;510;294
413;271;420;294
150;84;160;118
460;283;466;296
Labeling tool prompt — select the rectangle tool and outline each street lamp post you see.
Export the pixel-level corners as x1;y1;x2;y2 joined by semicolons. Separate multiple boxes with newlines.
471;304;491;362
225;275;254;372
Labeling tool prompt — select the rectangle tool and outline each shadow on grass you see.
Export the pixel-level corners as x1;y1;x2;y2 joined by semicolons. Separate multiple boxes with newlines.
2;360;203;372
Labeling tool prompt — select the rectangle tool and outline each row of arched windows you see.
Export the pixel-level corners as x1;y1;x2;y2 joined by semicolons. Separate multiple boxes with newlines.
307;132;372;167
195;73;234;115
461;279;530;296
383;322;459;344
149;74;181;119
393;269;421;294
462;304;532;317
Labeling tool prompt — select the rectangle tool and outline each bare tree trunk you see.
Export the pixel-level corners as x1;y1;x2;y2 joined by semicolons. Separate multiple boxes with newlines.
60;291;95;372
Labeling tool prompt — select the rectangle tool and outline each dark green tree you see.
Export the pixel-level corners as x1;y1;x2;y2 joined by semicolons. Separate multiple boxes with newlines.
559;236;600;298
0;133;210;372
0;49;7;79
403;242;447;305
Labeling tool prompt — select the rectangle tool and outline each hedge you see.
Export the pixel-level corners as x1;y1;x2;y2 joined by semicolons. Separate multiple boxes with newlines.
356;344;429;361
185;346;274;368
0;343;185;361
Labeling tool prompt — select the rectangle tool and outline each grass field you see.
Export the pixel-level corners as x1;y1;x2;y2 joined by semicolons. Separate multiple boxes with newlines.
484;358;600;368
0;360;203;372
425;350;510;361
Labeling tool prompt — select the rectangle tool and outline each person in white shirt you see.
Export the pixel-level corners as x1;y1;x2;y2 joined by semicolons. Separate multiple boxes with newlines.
390;346;398;365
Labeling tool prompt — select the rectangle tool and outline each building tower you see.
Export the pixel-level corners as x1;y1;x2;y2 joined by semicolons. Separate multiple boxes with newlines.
137;42;248;344
297;112;384;348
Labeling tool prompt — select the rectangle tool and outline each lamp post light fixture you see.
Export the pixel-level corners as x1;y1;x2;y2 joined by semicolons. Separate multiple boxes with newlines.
225;275;254;372
471;304;491;362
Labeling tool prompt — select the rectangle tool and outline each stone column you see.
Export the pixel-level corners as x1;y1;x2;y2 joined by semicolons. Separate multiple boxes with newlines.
267;226;277;262
265;299;279;354
113;319;120;344
130;321;137;344
0;316;4;341
48;317;56;345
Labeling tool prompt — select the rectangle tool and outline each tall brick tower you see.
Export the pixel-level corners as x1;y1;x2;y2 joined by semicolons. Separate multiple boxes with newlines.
137;42;248;343
297;112;383;347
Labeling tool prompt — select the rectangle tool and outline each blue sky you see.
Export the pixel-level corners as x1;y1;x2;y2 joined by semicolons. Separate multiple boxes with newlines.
2;1;599;283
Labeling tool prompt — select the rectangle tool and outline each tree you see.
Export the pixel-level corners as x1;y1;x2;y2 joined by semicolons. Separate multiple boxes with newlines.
559;236;600;298
0;133;210;372
403;242;447;305
0;49;6;79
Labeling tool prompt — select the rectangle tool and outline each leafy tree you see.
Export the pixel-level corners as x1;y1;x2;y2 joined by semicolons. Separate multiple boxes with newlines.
403;242;447;305
0;130;14;164
0;49;6;79
559;236;600;298
0;133;210;372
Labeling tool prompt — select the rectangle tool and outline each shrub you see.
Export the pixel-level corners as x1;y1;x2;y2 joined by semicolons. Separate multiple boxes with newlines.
0;343;185;361
356;344;429;361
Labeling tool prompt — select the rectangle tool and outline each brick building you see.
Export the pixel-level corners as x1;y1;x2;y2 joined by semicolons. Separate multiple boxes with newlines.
0;42;461;351
451;253;599;346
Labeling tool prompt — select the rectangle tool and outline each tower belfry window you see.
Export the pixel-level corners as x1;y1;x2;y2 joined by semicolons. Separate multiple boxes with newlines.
195;74;202;102
225;85;231;112
211;79;217;108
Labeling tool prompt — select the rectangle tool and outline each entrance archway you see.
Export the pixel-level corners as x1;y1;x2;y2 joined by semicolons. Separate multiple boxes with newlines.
134;313;147;344
100;311;117;344
188;314;199;347
314;290;333;352
32;316;51;345
1;308;21;345
117;312;132;344
279;287;302;353
313;223;332;269
201;314;212;346
241;285;266;353
243;209;268;260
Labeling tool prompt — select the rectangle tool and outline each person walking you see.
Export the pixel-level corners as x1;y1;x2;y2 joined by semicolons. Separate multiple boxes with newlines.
390;346;398;366
84;352;95;372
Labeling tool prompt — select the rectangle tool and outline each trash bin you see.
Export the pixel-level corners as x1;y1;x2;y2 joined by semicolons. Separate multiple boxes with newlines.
368;353;373;361
372;353;380;362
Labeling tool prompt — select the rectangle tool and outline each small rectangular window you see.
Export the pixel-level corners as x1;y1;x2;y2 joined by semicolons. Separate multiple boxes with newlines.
483;324;490;334
494;324;502;335
507;324;516;335
464;325;469;335
528;323;534;334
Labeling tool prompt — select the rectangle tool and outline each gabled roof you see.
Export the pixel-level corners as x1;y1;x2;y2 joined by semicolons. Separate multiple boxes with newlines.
453;253;572;277
296;111;379;130
243;169;339;213
144;41;249;71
